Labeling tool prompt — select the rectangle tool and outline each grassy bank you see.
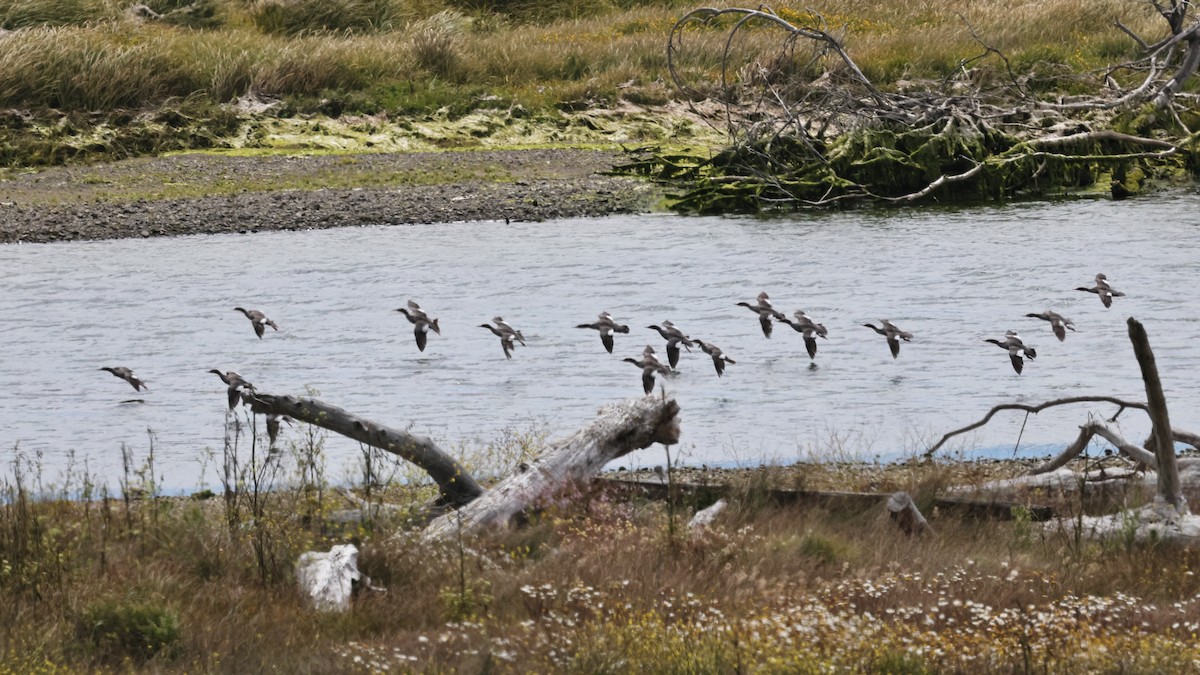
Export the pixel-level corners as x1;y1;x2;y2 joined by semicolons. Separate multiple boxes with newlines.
0;0;1168;166
3;422;1200;672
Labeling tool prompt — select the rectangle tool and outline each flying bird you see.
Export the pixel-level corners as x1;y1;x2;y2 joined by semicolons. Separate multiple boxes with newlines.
395;299;441;352
479;316;526;359
267;414;294;448
209;369;254;410
234;307;279;339
100;366;147;392
863;320;913;359
1025;310;1076;342
622;345;673;394
780;311;829;360
577;311;630;354
1075;273;1124;308
694;339;737;377
647;320;695;369
984;330;1037;374
737;291;786;338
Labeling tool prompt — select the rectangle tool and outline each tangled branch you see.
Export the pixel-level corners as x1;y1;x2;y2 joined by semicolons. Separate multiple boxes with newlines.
646;4;1200;212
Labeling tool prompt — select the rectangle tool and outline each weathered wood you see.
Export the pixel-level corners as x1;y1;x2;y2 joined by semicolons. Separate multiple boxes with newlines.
1128;318;1183;508
887;492;933;536
241;391;484;507
596;476;1055;521
1028;421;1158;475
422;395;681;540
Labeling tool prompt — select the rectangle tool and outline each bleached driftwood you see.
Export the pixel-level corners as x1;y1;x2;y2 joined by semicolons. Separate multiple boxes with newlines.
422;395;680;541
1051;501;1200;545
240;391;484;507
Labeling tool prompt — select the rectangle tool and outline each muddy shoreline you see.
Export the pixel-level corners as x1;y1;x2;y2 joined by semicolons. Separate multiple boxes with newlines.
0;148;663;244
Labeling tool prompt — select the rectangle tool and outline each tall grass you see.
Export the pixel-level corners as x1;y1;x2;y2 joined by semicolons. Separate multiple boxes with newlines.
0;0;1166;115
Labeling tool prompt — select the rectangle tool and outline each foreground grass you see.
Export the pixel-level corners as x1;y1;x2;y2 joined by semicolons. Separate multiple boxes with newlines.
0;0;1171;166
3;434;1199;673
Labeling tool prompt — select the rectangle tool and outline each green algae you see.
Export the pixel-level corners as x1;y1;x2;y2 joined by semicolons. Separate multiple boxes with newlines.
0;102;726;171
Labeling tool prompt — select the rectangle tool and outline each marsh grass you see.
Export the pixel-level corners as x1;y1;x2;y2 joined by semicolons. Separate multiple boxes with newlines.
0;0;1166;114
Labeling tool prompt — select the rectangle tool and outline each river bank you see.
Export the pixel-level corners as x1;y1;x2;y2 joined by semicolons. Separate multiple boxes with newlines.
0;148;663;244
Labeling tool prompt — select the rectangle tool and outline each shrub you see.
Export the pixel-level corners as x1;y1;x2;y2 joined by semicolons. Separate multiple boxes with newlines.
77;599;181;663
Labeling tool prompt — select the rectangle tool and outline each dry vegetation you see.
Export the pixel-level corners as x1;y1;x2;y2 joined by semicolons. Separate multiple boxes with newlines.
3;414;1200;673
0;0;1171;165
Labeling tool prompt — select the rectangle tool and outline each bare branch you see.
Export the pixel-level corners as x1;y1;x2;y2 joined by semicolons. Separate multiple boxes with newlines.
924;396;1149;458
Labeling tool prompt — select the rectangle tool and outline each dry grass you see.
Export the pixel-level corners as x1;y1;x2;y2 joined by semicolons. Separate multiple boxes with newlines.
3;432;1200;672
0;0;1170;114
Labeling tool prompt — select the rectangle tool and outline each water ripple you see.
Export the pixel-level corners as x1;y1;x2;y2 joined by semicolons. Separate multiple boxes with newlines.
3;197;1199;489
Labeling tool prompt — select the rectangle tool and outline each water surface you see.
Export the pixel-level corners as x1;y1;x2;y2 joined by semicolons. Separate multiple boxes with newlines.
3;196;1199;490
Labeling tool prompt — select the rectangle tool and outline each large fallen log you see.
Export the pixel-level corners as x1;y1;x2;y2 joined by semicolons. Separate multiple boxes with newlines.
598;475;1055;521
422;395;680;541
240;391;484;507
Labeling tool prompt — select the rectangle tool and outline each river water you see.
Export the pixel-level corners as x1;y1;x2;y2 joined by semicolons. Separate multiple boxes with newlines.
3;195;1199;491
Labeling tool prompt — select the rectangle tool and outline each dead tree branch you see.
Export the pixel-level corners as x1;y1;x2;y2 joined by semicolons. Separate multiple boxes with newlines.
1027;421;1159;475
240;391;484;507
1128;317;1184;507
924;397;1150;458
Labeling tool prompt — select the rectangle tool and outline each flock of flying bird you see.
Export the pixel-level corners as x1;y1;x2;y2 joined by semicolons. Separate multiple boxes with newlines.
98;273;1126;426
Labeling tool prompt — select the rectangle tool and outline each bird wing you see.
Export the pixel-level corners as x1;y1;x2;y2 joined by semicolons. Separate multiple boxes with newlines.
415;327;428;352
712;355;725;377
502;337;513;360
759;313;773;338
804;336;818;360
641;368;655;394
888;336;900;358
1100;292;1112;308
1009;350;1024;374
1052;321;1065;341
601;331;614;354
666;342;680;369
253;321;265;338
227;385;241;410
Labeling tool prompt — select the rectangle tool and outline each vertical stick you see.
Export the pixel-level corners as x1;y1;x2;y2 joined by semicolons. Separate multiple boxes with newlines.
1127;318;1182;507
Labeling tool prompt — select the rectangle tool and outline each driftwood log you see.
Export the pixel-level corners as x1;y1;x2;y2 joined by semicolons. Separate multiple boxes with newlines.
236;388;681;538
241;391;484;507
422;395;680;541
